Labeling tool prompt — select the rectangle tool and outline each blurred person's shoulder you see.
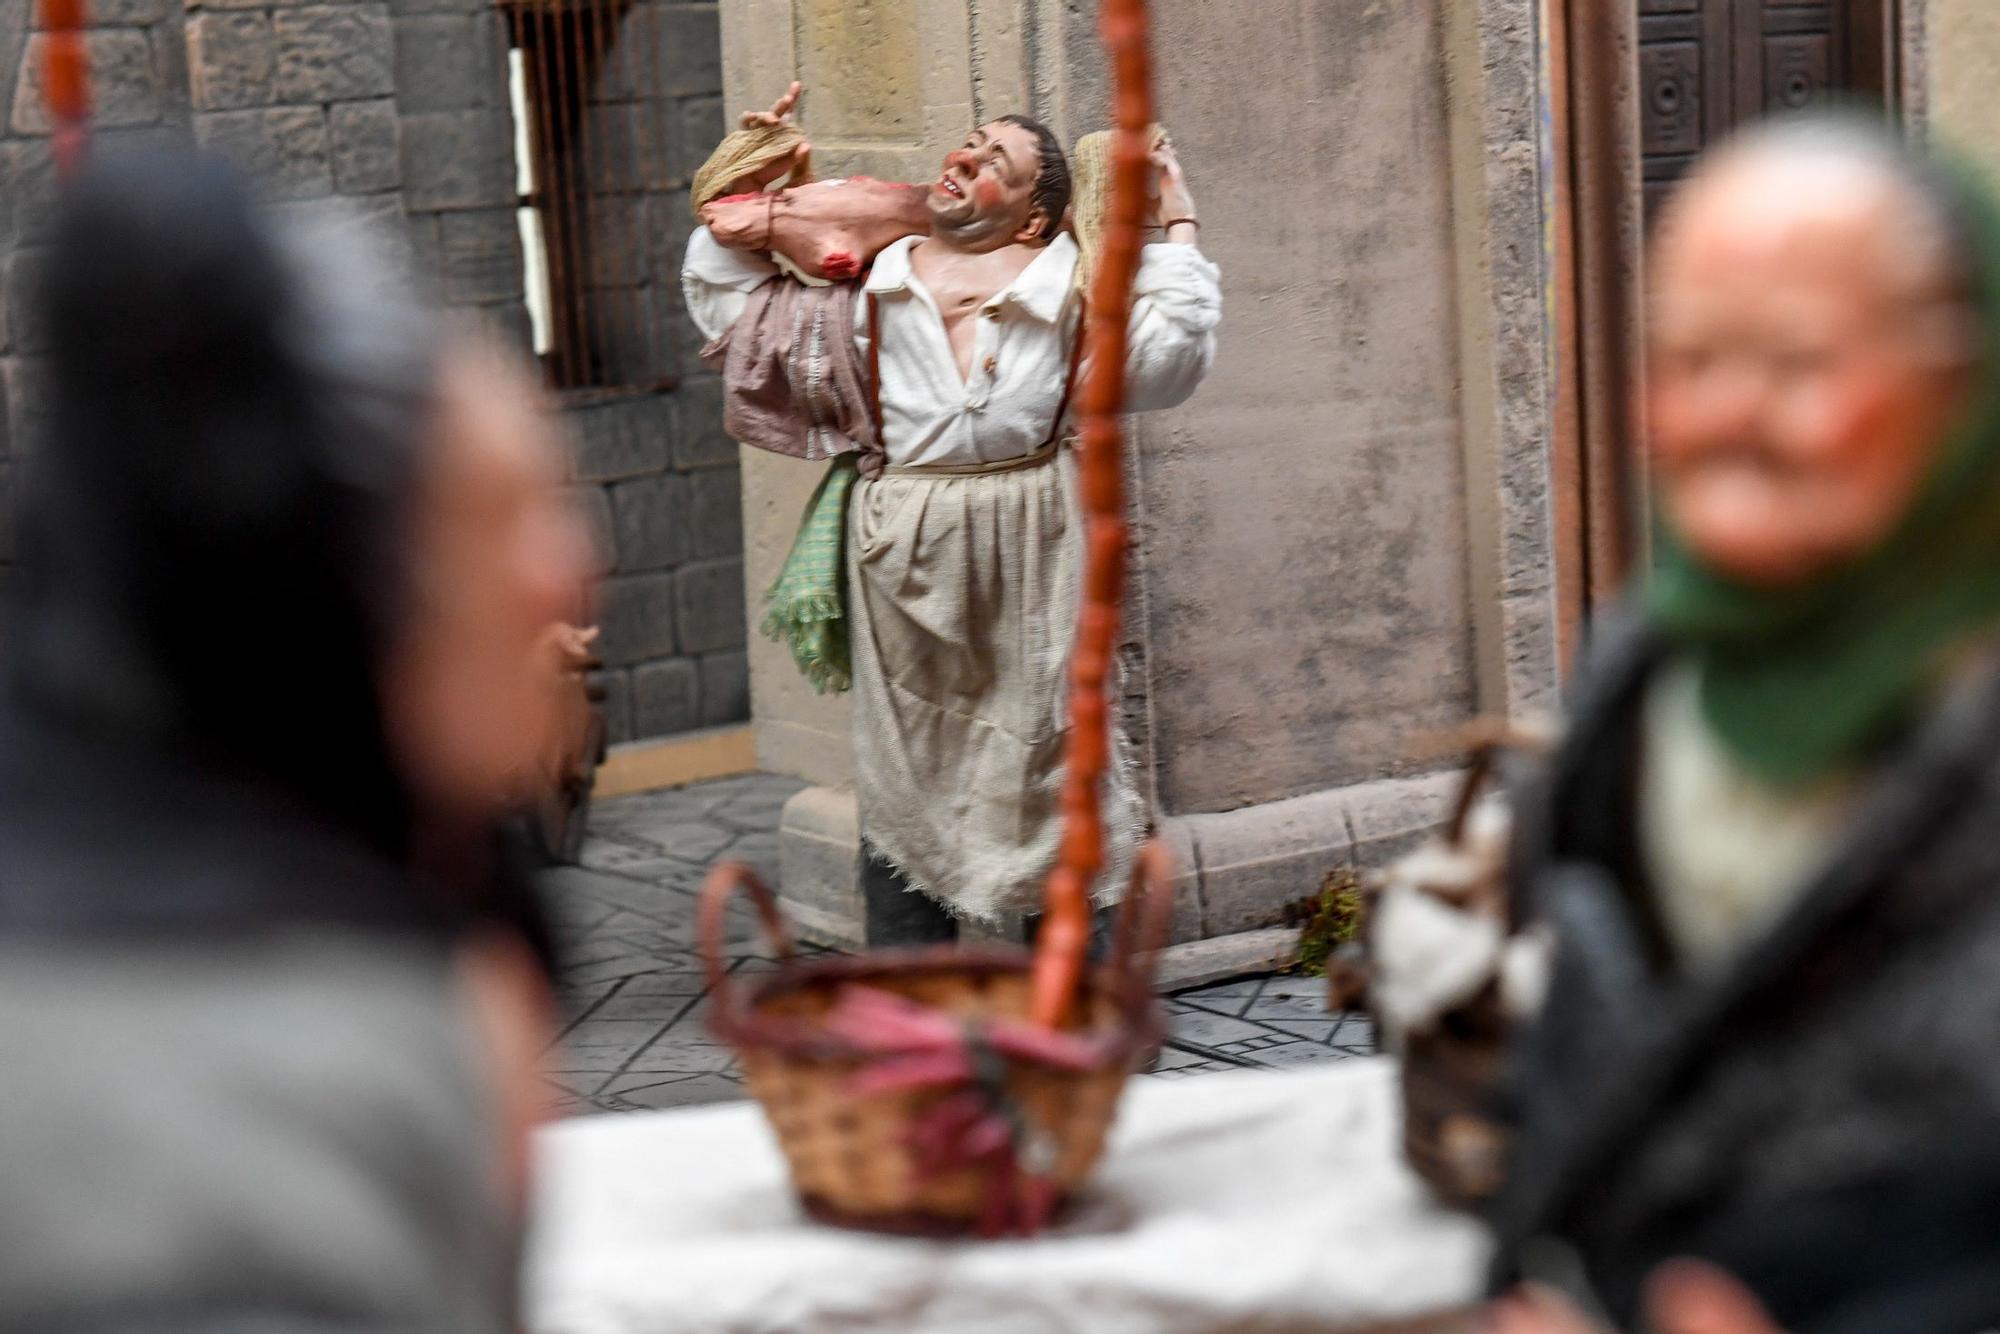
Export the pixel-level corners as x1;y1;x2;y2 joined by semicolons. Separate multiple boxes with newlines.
0;930;512;1334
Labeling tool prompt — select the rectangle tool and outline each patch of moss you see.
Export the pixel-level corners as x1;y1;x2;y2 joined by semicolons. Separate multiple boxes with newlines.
1283;866;1364;977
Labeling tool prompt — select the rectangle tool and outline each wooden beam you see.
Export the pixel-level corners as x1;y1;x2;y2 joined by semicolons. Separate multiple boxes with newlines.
1544;0;1587;672
1849;0;1901;115
593;725;758;799
1567;0;1646;606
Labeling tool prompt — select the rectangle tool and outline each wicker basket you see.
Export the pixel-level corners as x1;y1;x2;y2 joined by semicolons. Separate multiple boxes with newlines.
1399;987;1512;1208
1349;737;1525;1210
698;843;1173;1236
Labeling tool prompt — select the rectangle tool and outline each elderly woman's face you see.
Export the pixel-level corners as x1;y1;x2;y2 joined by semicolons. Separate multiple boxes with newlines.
1647;155;1976;587
386;341;594;817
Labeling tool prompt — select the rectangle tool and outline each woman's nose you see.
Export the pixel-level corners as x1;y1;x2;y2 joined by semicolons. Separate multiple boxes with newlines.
945;149;976;173
1691;359;1769;435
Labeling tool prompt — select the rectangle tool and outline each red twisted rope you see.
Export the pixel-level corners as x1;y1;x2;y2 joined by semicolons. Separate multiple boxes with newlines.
1030;0;1155;1030
37;0;92;180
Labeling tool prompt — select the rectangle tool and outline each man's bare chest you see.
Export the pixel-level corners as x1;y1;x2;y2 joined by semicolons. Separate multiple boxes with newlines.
908;246;1039;370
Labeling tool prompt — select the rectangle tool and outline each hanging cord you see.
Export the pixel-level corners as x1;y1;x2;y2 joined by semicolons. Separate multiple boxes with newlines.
1030;0;1157;1031
39;0;92;181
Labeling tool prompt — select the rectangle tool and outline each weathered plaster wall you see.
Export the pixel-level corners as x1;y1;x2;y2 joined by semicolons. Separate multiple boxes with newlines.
1137;0;1477;812
1928;0;2000;172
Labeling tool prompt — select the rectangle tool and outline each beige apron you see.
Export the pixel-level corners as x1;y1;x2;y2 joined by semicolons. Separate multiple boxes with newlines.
846;297;1142;921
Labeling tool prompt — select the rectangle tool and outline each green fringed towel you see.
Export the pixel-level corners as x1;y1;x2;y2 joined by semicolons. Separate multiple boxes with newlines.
760;457;858;694
698;255;880;695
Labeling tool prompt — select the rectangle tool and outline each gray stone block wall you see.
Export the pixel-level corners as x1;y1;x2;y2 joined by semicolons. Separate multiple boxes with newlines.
574;378;749;746
562;1;742;744
187;0;403;211
0;0;745;743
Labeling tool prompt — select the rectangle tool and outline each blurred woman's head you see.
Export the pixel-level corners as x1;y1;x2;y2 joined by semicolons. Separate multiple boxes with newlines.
385;338;590;822
1647;117;1984;588
14;147;590;855
1645;118;2000;789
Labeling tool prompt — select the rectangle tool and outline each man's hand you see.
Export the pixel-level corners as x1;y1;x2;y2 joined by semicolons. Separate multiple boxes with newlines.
1148;136;1197;241
1644;1261;1787;1334
1489;1262;1785;1334
722;81;813;198
741;80;802;130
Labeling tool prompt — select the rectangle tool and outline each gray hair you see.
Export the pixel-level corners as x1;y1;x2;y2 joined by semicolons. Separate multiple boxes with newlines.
1685;114;1983;366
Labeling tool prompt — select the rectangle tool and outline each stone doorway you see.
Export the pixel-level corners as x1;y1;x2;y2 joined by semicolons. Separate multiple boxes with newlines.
1548;0;1904;640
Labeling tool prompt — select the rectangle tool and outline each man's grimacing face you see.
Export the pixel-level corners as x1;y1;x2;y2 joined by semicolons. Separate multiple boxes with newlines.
928;120;1046;242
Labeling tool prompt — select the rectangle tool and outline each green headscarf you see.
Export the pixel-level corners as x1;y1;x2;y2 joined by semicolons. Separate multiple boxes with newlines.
1647;136;2000;790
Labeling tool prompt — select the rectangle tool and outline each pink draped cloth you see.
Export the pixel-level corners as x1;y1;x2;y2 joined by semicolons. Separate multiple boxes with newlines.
698;276;884;479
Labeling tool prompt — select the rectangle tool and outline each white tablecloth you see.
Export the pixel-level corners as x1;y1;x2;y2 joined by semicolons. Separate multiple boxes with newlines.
525;1059;1491;1333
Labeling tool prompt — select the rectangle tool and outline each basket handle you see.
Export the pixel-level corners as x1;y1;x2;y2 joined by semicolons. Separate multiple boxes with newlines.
698;861;797;1029
1444;730;1523;848
1107;838;1175;993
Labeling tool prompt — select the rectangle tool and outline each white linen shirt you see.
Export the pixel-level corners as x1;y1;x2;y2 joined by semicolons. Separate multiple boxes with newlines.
682;227;1221;469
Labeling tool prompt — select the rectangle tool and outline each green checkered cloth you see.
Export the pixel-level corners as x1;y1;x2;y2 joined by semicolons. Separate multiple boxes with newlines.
759;457;858;695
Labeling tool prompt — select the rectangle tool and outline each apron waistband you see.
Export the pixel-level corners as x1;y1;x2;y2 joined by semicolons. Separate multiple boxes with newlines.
880;438;1067;479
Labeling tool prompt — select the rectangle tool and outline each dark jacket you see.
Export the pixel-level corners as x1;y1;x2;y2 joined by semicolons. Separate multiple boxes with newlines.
1489;615;2000;1333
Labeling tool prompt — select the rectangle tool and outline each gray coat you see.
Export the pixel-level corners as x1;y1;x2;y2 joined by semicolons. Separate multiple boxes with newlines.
0;935;517;1334
0;707;522;1333
1490;617;2000;1333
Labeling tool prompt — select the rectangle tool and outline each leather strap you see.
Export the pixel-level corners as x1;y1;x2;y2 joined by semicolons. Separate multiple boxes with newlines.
1042;298;1088;450
867;291;884;447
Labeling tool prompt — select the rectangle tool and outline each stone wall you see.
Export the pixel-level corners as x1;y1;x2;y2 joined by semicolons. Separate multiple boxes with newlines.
0;0;741;743
560;3;746;743
185;0;401;224
1445;0;1559;723
388;0;522;344
380;0;745;744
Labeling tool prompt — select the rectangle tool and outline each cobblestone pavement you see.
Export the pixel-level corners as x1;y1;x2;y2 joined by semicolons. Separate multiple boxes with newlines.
541;773;1374;1115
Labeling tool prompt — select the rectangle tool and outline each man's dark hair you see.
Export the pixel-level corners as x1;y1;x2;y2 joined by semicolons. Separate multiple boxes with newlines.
997;114;1072;243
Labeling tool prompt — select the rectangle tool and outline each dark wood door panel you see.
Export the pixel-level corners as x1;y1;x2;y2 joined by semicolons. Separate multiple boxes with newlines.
1639;0;1731;220
1752;2;1845;117
1559;0;1898;632
1765;33;1837;113
1639;0;1860;220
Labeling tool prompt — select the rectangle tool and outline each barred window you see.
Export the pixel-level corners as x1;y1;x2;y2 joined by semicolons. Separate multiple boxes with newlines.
500;0;684;393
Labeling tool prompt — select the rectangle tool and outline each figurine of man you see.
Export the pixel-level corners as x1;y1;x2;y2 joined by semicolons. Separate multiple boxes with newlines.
684;85;1220;943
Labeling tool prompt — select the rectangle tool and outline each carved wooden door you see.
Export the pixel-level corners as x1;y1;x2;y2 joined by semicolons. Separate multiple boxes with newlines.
1552;0;1898;644
1639;0;1878;221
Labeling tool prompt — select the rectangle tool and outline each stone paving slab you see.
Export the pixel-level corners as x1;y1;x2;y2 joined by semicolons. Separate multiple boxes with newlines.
540;774;1376;1115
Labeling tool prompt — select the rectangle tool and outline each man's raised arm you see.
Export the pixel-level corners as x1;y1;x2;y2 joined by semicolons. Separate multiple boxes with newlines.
680;83;812;342
1124;139;1221;413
